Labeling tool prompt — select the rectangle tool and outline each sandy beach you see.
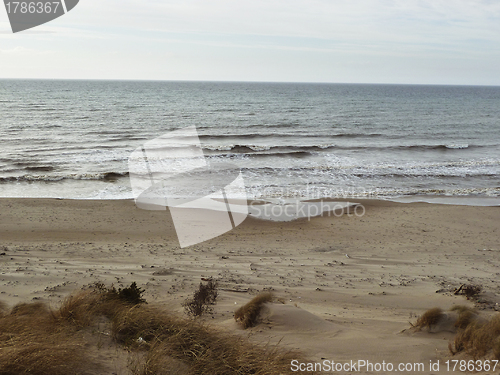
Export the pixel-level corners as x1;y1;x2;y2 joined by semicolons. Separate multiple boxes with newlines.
1;198;499;374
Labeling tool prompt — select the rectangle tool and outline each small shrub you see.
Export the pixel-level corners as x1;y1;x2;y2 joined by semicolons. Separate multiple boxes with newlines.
183;278;218;317
414;307;443;331
234;292;273;329
105;282;146;305
117;282;147;305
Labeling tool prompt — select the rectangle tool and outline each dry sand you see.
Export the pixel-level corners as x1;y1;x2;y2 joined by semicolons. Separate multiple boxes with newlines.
1;198;499;374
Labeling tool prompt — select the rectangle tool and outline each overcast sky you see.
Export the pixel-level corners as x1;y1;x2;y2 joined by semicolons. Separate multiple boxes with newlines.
1;0;499;85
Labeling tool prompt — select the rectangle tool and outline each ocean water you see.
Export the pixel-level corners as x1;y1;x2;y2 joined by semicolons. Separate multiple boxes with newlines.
0;79;499;203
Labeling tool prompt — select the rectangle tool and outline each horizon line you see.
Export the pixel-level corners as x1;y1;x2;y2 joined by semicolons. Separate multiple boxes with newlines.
0;77;499;88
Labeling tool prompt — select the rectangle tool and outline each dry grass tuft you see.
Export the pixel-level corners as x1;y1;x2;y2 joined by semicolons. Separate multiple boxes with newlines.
450;305;478;330
450;305;474;314
0;302;59;340
451;323;477;354
0;338;86;375
414;307;444;331
234;292;273;329
57;290;104;327
112;304;177;345
0;300;89;375
10;301;51;316
134;342;191;375
449;313;500;359
454;310;477;330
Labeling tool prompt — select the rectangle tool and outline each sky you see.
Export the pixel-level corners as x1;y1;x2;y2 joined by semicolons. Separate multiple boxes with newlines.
1;0;500;85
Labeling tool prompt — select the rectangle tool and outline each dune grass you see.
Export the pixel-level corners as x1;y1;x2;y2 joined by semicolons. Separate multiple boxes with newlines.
0;284;311;375
413;306;500;360
234;292;273;329
0;299;88;375
115;303;307;375
450;305;478;330
414;307;444;331
449;313;500;360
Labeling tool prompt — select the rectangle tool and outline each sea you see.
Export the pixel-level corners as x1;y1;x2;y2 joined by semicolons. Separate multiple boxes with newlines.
0;79;499;205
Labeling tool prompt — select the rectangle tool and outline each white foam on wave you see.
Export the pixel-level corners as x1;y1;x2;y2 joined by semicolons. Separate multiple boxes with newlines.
388;195;500;207
445;144;469;149
247;145;272;151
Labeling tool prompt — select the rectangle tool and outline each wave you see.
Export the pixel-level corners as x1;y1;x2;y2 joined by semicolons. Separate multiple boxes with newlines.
250;186;500;200
205;145;271;152
241;167;498;177
319;144;477;152
198;132;384;140
240;158;500;175
25;166;55;172
16;104;59;111
204;149;313;159
2;164;55;173
85;130;138;135
25;108;58;112
404;144;470;150
202;143;484;155
203;144;337;154
0;171;129;184
107;136;149;142
247;151;313;158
